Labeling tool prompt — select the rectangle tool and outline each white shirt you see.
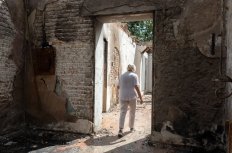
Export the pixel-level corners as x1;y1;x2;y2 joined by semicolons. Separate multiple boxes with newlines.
118;71;139;101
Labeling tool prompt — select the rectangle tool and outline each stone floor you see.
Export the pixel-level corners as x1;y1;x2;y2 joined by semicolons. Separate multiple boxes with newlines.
29;94;177;153
1;95;209;153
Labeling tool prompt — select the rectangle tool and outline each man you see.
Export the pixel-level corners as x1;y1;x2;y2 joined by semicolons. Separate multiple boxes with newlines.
117;64;143;138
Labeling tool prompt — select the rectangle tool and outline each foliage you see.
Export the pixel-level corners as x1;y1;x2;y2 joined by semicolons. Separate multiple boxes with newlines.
127;20;153;42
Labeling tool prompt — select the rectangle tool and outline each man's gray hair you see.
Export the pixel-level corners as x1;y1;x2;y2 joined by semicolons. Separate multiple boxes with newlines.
127;64;136;72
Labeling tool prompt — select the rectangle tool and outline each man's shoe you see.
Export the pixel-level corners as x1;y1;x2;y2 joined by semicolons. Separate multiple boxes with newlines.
130;128;135;133
118;129;123;138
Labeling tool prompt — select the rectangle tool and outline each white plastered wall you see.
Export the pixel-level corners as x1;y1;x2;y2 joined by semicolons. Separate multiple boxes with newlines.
94;20;104;130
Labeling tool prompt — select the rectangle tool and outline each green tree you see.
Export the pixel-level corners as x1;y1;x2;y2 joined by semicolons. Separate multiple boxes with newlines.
127;20;153;42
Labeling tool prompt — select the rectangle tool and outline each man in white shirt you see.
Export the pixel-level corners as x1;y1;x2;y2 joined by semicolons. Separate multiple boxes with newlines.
117;64;143;138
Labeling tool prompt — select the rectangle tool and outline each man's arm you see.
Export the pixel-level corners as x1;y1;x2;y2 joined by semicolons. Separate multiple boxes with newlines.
135;85;143;104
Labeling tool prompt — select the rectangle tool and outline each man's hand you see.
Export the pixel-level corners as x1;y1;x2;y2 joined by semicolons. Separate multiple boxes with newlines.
137;98;143;104
135;85;143;105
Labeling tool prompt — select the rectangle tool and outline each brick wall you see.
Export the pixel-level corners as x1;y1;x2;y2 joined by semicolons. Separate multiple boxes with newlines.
30;0;94;120
0;0;24;133
0;0;16;104
152;2;224;150
109;47;120;105
110;47;120;84
226;0;232;120
55;43;94;119
226;1;232;151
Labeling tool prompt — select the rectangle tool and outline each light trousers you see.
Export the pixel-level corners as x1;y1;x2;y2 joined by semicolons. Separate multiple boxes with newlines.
119;99;137;129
